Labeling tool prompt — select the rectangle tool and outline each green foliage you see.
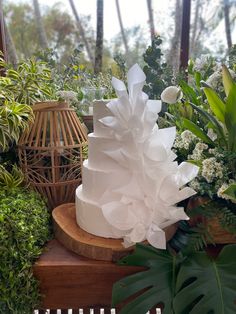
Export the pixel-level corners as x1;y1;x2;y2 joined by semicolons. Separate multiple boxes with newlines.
112;244;236;314
0;95;33;151
223;184;236;201
169;221;212;255
143;36;173;100
0;164;24;189
173;245;236;314
112;244;175;314
188;199;236;236
0;187;51;314
0;55;54;105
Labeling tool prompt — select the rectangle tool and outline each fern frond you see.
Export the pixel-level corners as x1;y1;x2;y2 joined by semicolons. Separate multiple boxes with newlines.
168;221;213;255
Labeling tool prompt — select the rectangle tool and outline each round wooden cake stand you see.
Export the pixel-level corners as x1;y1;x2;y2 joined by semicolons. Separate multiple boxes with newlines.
52;203;134;261
52;203;177;262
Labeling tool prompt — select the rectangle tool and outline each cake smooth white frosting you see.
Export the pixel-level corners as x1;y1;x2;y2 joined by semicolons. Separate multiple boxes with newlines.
76;64;199;249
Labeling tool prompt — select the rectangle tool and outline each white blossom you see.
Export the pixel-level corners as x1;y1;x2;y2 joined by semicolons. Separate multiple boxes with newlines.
56;90;77;102
174;130;196;150
189;142;208;160
161;86;183;104
189;178;201;191
201;157;223;183
207;128;217;141
193;55;210;72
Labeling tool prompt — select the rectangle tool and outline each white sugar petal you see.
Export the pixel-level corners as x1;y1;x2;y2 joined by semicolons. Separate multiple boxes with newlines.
102;201;138;230
128;223;146;243
146;224;166;249
176;162;199;187
112;77;128;98
147;100;162;115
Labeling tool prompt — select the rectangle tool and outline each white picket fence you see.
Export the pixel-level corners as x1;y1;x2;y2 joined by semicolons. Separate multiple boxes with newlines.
34;309;162;314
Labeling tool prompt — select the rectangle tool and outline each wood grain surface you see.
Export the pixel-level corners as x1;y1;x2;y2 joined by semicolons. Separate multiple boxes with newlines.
52;203;134;261
33;239;143;309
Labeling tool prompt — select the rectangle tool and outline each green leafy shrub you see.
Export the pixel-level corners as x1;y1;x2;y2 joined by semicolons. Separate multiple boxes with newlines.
0;187;51;314
143;36;173;100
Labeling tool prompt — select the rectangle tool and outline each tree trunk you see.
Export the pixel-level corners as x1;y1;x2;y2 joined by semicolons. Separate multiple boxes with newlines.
68;0;94;64
166;0;182;72
180;0;191;70
115;0;129;58
190;0;200;57
4;20;18;66
0;0;7;63
223;0;232;50
146;0;155;42
94;0;103;74
32;0;48;49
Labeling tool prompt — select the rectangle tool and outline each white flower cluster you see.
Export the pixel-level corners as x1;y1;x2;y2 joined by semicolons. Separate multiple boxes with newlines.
193;55;211;72
188;178;201;191
174;130;196;150
208;148;223;158
56;90;78;102
188;142;208;160
201;157;223;183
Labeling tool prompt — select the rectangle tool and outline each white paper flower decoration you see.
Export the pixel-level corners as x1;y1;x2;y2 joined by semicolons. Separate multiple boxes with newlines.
99;64;198;249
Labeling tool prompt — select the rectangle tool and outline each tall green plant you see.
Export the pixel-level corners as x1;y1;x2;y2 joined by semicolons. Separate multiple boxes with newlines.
143;36;173;99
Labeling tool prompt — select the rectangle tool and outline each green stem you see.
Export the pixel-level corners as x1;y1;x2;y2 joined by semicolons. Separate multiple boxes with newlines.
213;261;224;314
172;255;176;314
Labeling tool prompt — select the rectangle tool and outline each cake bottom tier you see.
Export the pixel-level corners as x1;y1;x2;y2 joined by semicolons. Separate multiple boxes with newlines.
76;185;124;239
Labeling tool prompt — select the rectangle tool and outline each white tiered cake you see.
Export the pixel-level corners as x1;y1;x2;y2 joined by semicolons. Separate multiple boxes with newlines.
76;64;199;249
76;99;127;238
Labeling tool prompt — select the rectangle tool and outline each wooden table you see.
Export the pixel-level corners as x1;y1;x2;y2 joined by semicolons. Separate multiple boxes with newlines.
33;239;224;313
33;239;143;311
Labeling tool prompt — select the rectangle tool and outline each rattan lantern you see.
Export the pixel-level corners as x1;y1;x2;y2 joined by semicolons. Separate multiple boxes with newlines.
18;101;88;209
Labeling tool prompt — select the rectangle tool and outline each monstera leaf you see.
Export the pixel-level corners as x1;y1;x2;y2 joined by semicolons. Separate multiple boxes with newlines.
112;244;236;314
173;245;236;314
112;243;176;314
